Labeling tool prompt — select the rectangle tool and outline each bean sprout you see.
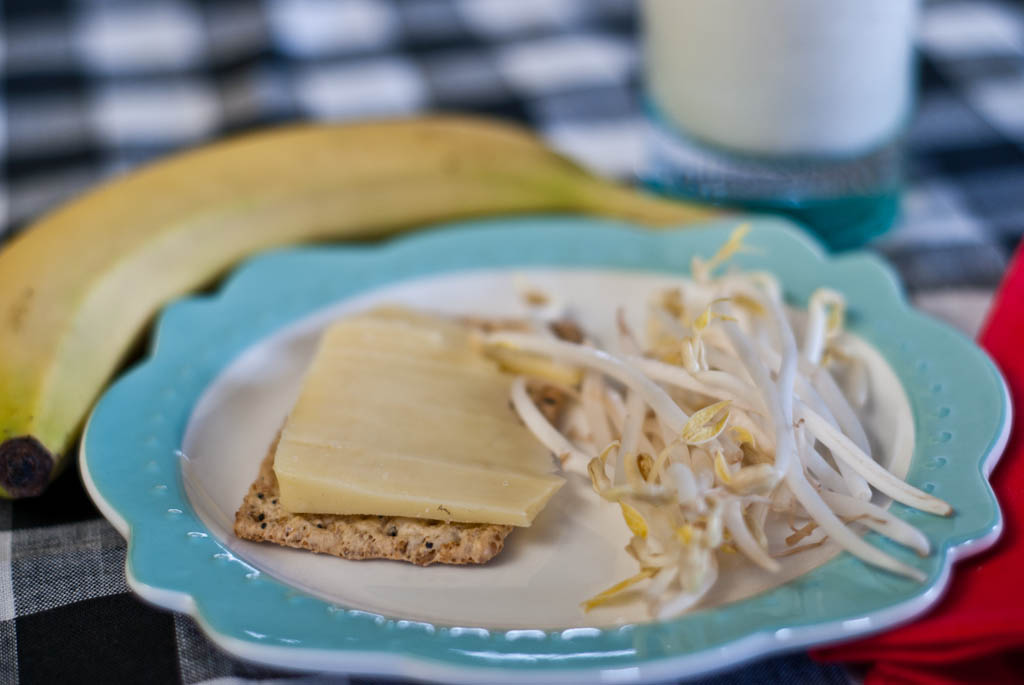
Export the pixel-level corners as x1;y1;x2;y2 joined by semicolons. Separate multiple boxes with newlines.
482;226;950;618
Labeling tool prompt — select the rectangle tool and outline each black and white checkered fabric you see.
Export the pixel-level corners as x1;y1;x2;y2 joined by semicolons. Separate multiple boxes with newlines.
1;1;1021;683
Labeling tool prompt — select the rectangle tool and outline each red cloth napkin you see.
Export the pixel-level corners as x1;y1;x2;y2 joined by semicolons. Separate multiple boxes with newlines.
811;247;1024;684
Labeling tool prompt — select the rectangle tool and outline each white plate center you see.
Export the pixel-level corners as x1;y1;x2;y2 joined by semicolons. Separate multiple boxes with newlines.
182;268;913;630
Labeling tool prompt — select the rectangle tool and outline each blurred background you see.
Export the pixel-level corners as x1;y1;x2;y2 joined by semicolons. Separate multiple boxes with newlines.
2;2;1024;682
2;0;1022;299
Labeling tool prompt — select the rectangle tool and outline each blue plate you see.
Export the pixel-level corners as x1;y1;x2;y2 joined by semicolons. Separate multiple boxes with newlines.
81;216;1010;683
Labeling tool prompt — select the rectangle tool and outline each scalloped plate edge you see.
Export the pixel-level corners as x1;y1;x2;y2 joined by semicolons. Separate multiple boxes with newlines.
77;415;1014;684
78;216;1013;683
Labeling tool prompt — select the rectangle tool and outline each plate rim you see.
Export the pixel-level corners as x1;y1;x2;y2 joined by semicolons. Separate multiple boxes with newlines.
80;215;1011;683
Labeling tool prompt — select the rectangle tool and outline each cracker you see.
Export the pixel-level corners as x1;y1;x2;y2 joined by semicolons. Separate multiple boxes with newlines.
234;312;576;566
234;433;514;565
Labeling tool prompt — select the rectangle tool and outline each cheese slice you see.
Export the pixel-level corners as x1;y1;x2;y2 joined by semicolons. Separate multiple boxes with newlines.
273;307;565;526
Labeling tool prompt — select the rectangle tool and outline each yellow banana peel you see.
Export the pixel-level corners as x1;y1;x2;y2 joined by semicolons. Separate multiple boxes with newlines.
0;115;718;498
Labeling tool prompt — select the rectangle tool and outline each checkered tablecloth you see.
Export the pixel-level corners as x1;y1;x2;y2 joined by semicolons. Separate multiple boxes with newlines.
1;1;1021;684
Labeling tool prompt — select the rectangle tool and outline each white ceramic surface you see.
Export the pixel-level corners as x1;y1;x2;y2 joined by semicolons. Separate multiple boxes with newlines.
181;268;914;630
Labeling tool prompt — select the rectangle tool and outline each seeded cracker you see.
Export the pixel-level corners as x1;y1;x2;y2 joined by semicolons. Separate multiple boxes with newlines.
234;386;568;566
233;313;573;566
234;432;514;565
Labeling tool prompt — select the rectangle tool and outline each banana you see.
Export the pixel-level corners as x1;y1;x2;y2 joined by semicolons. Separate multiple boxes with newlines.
0;115;717;498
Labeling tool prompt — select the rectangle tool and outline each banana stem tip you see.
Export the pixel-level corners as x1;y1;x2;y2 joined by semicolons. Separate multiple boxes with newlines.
0;436;54;498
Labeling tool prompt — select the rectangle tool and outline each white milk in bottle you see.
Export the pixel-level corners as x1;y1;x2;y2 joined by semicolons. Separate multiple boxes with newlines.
641;0;920;247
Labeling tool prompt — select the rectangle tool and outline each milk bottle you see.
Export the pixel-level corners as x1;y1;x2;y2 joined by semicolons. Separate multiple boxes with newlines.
642;0;920;248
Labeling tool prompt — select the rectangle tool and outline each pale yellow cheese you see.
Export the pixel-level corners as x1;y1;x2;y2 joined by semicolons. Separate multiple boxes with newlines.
273;307;564;526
